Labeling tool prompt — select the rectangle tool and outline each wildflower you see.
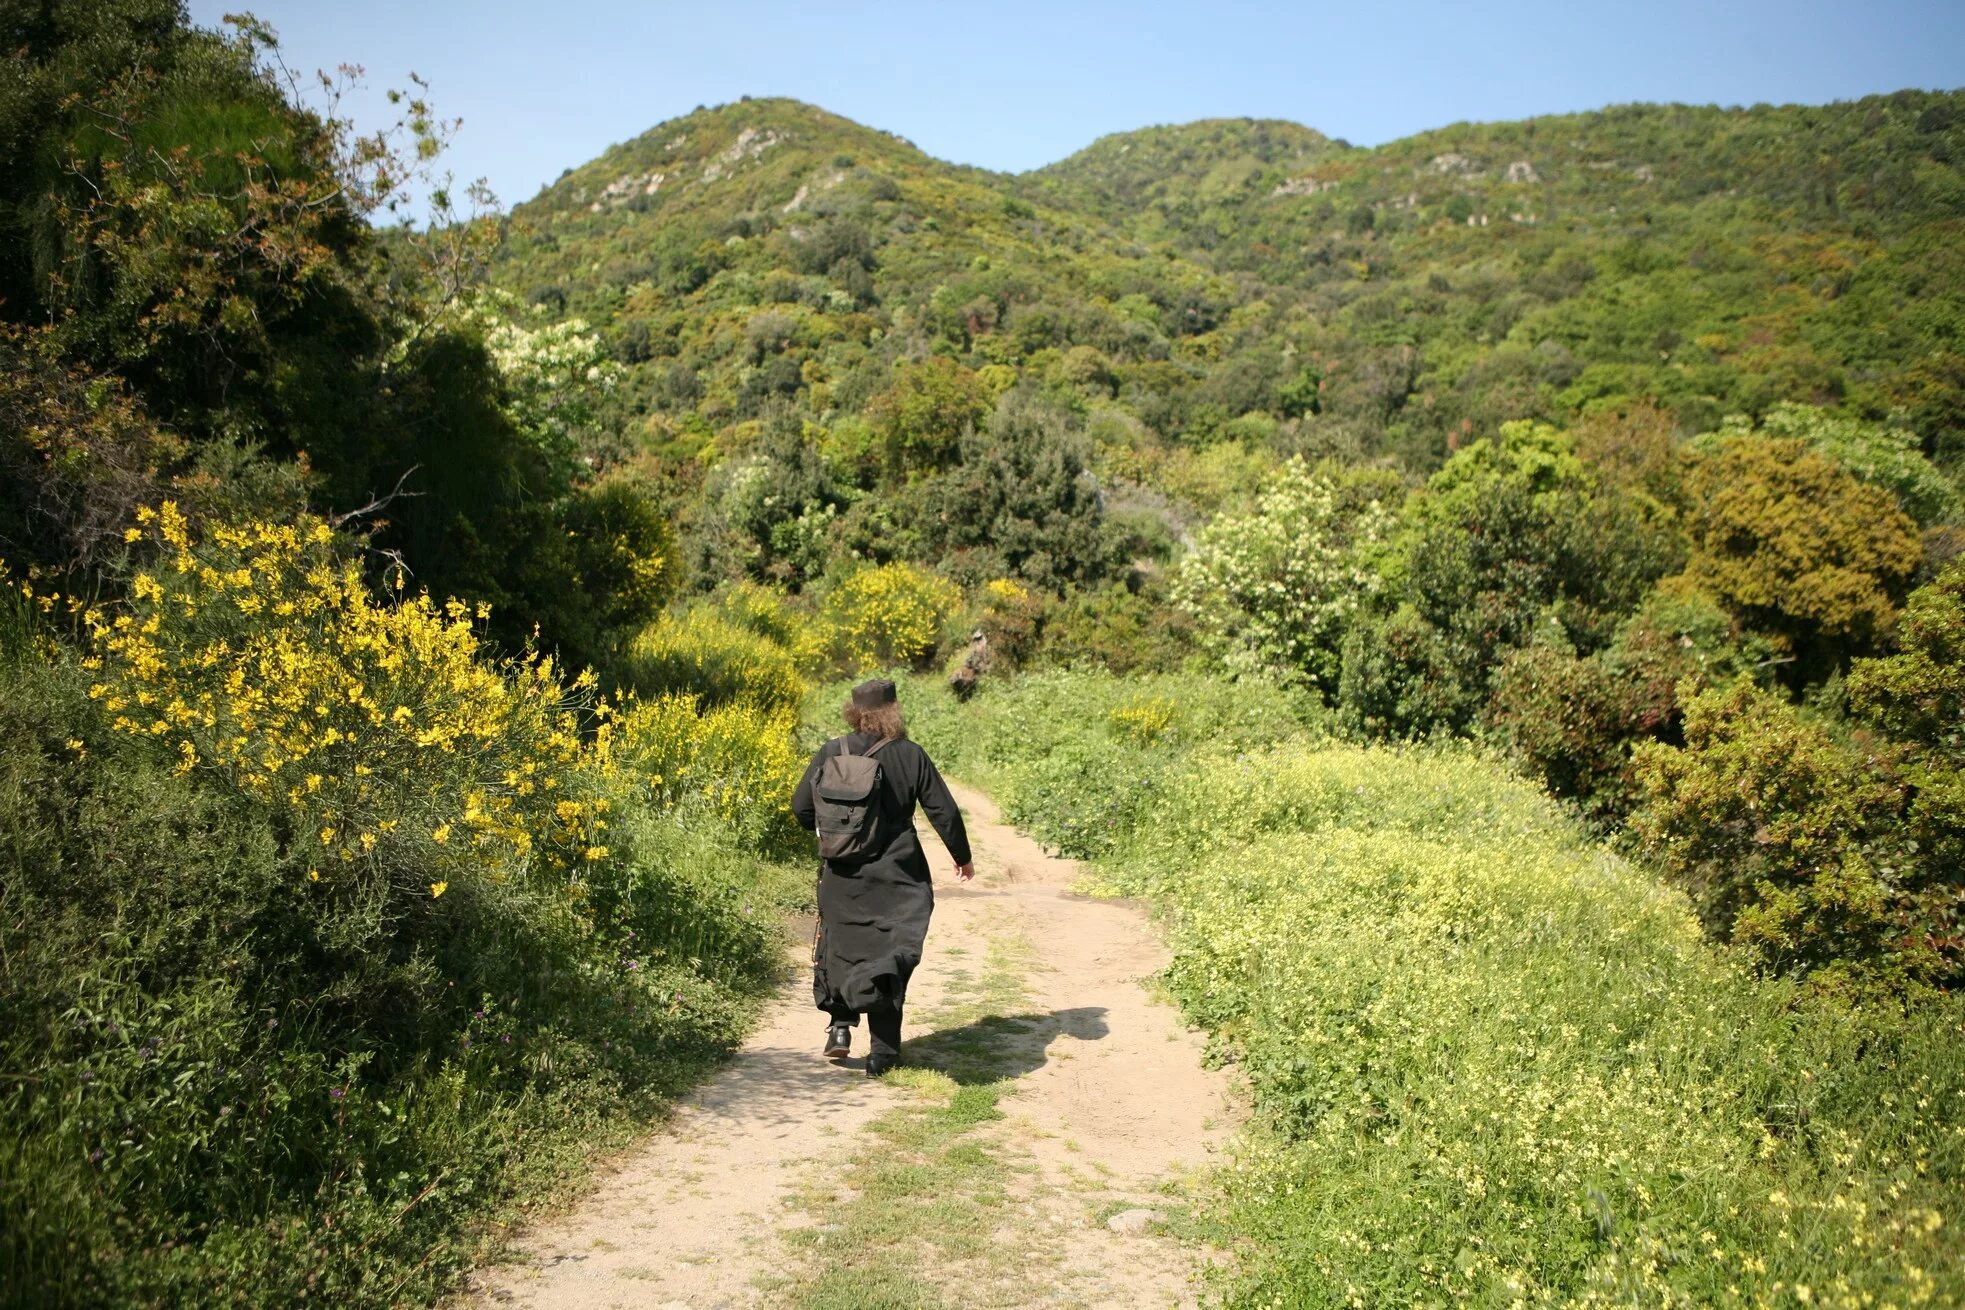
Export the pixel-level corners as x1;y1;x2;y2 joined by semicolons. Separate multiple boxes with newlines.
432;823;451;844
307;870;321;882
429;881;448;898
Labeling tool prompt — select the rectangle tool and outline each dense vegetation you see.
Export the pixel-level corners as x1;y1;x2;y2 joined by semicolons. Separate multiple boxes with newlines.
4;1;1963;1303
905;670;1964;1306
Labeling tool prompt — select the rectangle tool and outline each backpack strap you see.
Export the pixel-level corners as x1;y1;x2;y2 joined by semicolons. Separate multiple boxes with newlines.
866;736;897;757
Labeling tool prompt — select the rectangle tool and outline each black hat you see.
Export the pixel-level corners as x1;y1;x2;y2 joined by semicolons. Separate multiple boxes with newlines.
851;678;898;709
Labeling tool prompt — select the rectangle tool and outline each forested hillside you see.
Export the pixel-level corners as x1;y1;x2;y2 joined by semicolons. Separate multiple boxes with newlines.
501;91;1965;492
4;3;1963;1303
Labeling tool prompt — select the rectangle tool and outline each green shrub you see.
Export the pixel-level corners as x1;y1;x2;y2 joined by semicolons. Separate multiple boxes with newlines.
711;579;806;648
959;576;1047;671
1033;581;1194;675
1337;603;1474;738
1484;584;1775;821
865;356;991;475
1849;559;1965;759
1719;403;1962;527
1676;434;1923;671
1483;641;1639;815
1629;680;1930;988
1169;458;1392;692
917;388;1123;592
1848;561;1965;977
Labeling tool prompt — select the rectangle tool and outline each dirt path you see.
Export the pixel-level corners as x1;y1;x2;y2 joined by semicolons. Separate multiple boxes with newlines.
463;782;1236;1310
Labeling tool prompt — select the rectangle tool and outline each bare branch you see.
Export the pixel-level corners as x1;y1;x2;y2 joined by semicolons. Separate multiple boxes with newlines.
328;464;423;528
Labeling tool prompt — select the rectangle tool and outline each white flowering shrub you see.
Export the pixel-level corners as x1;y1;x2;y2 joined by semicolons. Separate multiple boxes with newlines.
1169;458;1392;691
465;291;620;476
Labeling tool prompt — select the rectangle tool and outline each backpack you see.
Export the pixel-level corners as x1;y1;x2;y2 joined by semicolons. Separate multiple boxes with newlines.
813;736;897;863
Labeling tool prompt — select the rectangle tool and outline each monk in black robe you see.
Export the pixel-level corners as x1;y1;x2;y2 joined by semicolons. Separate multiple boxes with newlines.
791;678;972;1076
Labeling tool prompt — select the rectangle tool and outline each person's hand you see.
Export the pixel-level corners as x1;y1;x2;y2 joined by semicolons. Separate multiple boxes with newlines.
954;862;976;882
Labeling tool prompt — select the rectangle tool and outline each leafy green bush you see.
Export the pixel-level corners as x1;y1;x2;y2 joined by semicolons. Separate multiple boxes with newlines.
1169;458;1392;692
1675;433;1923;671
1483;641;1639;814
1720;403;1962;527
865;356;991;475
1341;421;1678;736
1336;602;1473;738
1033;580;1195;674
1485;584;1775;820
1630;680;1927;988
917;388;1123;591
710;579;806;649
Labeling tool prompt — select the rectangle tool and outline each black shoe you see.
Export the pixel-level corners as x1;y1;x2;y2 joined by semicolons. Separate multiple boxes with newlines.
865;1053;900;1078
824;1023;852;1059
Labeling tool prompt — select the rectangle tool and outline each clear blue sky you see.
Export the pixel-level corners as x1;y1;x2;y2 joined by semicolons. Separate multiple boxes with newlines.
188;0;1965;212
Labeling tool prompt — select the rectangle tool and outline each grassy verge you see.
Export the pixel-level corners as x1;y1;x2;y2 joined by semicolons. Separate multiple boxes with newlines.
907;669;1965;1307
766;927;1046;1310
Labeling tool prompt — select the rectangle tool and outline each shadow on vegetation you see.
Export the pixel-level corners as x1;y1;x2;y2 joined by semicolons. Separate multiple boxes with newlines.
901;1006;1109;1085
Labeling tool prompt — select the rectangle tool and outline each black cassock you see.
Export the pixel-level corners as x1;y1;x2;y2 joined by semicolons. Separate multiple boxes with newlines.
791;733;971;1032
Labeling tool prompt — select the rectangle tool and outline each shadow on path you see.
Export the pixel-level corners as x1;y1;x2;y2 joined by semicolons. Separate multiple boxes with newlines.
902;1006;1110;1085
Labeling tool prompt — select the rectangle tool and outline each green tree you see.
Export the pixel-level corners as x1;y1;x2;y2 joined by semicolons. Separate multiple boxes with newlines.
1630;680;1941;990
1345;421;1678;736
1675;434;1922;674
865;356;991;476
1336;604;1471;739
919;389;1121;591
1849;561;1965;918
1713;404;1960;526
1171;459;1393;692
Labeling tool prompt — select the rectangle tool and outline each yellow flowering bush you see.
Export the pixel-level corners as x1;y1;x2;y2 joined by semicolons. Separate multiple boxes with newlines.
3;506;807;1304
822;561;962;671
712;580;833;672
623;606;805;713
613;694;803;848
982;577;1030;607
1107;695;1177;744
88;503;603;893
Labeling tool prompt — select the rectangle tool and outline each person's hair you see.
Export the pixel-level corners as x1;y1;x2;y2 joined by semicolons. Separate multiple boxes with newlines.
842;700;907;740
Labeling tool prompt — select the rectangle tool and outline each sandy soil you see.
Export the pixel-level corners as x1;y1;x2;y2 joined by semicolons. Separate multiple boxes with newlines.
461;782;1237;1310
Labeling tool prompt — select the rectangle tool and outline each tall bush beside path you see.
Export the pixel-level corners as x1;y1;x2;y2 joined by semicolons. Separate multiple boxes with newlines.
0;505;804;1305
